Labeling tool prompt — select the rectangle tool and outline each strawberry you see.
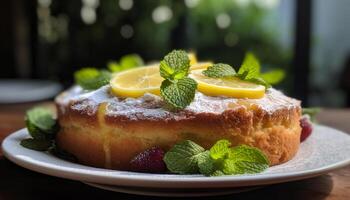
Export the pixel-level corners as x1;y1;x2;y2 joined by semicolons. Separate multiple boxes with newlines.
300;115;313;142
129;147;166;173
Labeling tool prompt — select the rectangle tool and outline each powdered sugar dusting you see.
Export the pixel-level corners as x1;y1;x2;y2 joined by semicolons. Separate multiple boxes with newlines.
56;85;300;119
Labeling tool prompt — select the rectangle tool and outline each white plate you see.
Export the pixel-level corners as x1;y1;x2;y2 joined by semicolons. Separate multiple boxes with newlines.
2;125;350;192
0;79;62;103
83;182;261;197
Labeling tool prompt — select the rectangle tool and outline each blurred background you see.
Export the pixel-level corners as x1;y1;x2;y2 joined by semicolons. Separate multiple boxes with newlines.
1;0;350;107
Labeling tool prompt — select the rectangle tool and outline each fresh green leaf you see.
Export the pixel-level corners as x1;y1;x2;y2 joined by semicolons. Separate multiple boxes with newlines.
163;139;269;176
120;54;144;69
74;68;111;90
302;107;321;122
260;69;285;84
246;77;271;89
222;145;269;175
163;140;205;174
202;63;236;78
160;77;197;109
160;50;190;80
26;107;57;140
229;145;269;165
211;170;225;176
107;61;121;72
209;139;231;160
197;151;215;176
26;119;50;140
108;54;144;73
237;52;260;80
23;107;59;152
20;139;52;151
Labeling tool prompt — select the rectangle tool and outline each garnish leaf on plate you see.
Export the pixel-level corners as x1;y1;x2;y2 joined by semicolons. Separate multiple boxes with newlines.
21;107;59;151
164;139;269;176
163;140;205;174
20;138;52;151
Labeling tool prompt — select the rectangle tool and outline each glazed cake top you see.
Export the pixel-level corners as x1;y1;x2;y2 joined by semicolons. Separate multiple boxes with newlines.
55;85;300;121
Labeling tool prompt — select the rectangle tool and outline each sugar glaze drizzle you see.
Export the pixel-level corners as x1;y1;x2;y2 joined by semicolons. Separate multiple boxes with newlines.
56;85;300;121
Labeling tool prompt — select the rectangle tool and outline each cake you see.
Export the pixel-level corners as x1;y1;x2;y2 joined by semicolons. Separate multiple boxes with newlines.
55;85;301;170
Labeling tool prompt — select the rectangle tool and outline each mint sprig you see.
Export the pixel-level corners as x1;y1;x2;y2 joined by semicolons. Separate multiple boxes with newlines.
108;54;144;73
202;52;285;89
20;139;53;151
21;107;59;151
202;63;236;78
163;140;205;174
74;68;111;90
237;52;261;80
160;50;190;80
164;139;269;176
159;50;197;109
222;145;269;175
260;69;285;85
160;78;197;109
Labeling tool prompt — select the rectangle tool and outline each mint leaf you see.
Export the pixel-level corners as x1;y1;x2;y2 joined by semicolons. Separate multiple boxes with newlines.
222;145;269;175
107;61;121;72
229;145;269;165
197;151;215;175
246;77;270;89
120;54;143;69
209;139;231;160
202;63;236;78
237;52;260;80
163;140;269;176
160;50;190;80
20;139;52;151
211;170;225;176
163;140;205;174
260;69;285;84
23;107;59;151
26;107;57;140
160;77;197;109
108;54;144;73
74;68;111;90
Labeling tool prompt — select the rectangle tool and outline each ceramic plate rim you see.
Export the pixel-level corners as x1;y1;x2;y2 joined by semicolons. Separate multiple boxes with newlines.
2;125;350;188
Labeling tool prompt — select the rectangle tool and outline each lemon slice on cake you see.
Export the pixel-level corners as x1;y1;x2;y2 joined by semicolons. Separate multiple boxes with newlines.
190;62;213;70
110;65;163;97
110;60;212;98
189;69;265;99
111;63;265;99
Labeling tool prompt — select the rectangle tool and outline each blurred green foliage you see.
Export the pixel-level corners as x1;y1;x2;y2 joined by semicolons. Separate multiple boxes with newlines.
38;0;292;89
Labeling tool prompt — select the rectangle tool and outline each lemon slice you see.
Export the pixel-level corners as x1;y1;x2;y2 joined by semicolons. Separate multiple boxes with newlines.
190;62;213;70
188;53;197;65
110;65;163;98
189;69;265;99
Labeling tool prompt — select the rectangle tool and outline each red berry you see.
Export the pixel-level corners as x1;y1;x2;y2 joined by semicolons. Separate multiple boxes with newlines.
300;116;313;142
129;147;166;173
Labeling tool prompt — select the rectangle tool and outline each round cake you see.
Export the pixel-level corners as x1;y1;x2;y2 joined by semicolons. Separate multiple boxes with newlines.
55;85;301;170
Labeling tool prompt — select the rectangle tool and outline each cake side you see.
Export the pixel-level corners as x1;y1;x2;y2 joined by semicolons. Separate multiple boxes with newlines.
55;86;301;170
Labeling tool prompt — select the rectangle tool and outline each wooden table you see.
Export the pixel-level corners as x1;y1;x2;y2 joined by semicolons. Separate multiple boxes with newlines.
0;102;349;200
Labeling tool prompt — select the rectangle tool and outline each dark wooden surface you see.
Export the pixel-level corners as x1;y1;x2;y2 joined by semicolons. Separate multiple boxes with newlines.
0;102;349;200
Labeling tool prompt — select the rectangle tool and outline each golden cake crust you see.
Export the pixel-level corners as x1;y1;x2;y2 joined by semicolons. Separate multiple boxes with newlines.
55;86;301;170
